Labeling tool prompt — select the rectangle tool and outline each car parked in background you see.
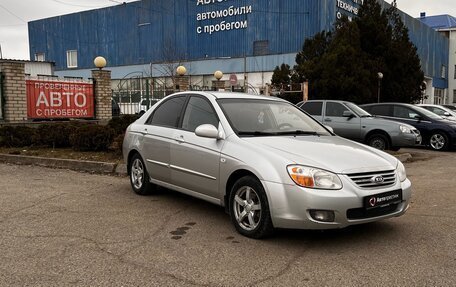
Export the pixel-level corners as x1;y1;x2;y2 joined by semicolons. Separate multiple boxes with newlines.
417;104;456;122
361;103;456;151
123;92;412;238
297;100;421;151
443;105;456;112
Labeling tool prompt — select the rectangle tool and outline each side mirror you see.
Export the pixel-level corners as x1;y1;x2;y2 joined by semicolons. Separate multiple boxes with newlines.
443;112;451;117
195;124;219;139
342;110;355;119
325;125;334;134
414;115;423;122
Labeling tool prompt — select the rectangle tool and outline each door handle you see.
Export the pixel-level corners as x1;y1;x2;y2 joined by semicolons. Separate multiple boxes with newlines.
324;118;332;122
141;128;148;135
175;135;185;143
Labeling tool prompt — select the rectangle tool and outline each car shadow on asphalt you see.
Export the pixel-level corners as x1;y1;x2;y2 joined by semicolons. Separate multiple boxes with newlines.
146;186;403;244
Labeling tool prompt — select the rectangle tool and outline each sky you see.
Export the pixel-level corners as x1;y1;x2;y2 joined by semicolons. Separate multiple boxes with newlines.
1;0;456;61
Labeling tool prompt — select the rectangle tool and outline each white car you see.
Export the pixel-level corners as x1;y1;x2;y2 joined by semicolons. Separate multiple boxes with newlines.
123;92;411;238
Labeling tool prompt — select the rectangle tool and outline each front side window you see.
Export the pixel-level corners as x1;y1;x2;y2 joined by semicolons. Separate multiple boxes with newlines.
218;99;330;136
325;102;350;117
149;96;186;128
301;102;322;116
66;50;78;68
182;96;219;132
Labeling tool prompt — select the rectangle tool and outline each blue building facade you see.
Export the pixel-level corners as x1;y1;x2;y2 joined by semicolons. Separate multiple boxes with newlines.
28;0;449;90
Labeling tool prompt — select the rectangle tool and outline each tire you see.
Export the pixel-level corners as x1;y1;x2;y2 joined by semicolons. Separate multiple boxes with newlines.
229;176;274;239
367;133;390;151
129;153;154;195
429;132;449;151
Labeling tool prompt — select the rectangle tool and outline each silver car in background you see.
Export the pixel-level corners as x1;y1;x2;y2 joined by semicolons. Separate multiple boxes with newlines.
123;92;412;238
297;100;422;151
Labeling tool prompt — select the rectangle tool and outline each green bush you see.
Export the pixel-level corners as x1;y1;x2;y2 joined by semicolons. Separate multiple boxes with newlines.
0;126;36;147
107;114;139;135
33;122;86;148
69;124;116;151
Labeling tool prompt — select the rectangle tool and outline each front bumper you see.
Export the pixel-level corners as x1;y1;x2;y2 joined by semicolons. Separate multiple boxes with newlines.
263;175;412;230
392;131;422;147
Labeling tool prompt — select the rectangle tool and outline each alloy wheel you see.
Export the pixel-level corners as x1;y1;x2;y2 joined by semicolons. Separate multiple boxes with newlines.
233;186;262;231
131;158;144;189
430;134;445;150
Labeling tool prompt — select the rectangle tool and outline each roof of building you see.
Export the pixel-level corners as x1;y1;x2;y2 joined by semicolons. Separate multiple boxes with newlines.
0;58;55;65
419;14;456;29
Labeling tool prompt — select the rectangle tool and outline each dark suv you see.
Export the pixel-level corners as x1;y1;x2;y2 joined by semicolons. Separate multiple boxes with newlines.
361;103;456;151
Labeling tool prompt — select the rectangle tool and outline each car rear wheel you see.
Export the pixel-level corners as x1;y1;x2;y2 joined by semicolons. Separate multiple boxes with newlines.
429;132;449;151
129;153;154;195
367;134;389;150
229;176;274;239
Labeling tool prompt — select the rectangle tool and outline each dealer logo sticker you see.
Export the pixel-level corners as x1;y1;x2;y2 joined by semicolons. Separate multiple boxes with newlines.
369;197;377;207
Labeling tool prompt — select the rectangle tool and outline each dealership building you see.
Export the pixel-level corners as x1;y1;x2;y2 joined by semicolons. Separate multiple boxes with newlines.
28;0;452;104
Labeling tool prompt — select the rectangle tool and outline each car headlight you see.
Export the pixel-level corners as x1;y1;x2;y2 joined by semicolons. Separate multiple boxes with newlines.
399;125;412;133
287;165;342;190
396;160;407;182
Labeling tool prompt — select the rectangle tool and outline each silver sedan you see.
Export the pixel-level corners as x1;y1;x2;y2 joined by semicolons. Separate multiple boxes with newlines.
123;92;411;238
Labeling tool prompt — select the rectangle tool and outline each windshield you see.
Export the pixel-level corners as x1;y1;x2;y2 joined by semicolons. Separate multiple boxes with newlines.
218;99;331;136
345;102;371;117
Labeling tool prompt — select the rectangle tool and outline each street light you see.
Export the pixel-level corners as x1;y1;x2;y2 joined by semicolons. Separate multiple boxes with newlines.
377;72;383;103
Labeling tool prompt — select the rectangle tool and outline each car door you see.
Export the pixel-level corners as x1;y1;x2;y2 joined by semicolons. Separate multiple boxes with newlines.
142;95;187;183
169;95;223;199
299;101;323;122
323;101;361;140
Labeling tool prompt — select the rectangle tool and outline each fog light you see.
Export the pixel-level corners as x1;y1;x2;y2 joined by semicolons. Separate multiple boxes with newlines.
309;210;335;222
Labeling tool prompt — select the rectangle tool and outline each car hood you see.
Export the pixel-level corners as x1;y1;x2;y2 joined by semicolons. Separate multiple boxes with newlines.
243;135;397;174
365;116;415;129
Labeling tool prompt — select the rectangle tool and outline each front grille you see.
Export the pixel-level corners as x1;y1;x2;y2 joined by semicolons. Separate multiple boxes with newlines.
347;203;399;220
346;170;396;189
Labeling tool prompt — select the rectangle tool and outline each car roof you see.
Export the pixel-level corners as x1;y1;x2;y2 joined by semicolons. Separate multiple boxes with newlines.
361;102;414;107
171;91;288;102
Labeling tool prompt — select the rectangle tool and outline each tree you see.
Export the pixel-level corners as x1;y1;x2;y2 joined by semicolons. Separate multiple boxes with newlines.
271;0;424;104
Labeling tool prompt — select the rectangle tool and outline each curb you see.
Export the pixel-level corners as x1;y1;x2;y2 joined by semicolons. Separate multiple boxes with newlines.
394;153;412;163
0;154;128;176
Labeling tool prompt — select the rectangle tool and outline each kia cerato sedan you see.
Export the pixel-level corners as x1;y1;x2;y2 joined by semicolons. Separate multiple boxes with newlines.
123;92;411;239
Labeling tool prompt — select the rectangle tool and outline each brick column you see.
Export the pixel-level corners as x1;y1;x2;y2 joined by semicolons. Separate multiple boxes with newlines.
175;76;189;91
212;80;226;91
91;69;112;121
0;61;27;122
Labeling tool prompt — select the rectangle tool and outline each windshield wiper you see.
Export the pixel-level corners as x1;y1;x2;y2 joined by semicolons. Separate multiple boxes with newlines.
238;131;279;136
275;130;320;136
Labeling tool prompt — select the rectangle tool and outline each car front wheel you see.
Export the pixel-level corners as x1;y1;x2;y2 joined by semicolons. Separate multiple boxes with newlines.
429;132;449;151
129;153;154;195
229;176;274;239
367;133;389;150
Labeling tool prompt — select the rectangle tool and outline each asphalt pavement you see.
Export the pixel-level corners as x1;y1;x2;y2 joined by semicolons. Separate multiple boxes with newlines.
0;148;455;286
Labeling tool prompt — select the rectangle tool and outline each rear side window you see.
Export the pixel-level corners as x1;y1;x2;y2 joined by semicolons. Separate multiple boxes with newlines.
325;102;349;117
393;106;418;119
367;105;392;116
182;96;219;132
149;96;186;128
301;102;323;116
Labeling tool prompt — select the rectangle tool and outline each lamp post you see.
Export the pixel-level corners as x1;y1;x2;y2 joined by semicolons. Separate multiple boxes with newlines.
214;70;224;91
175;65;188;91
377;72;383;103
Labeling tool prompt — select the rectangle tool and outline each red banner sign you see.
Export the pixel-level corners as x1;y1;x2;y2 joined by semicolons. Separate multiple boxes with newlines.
26;79;94;119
